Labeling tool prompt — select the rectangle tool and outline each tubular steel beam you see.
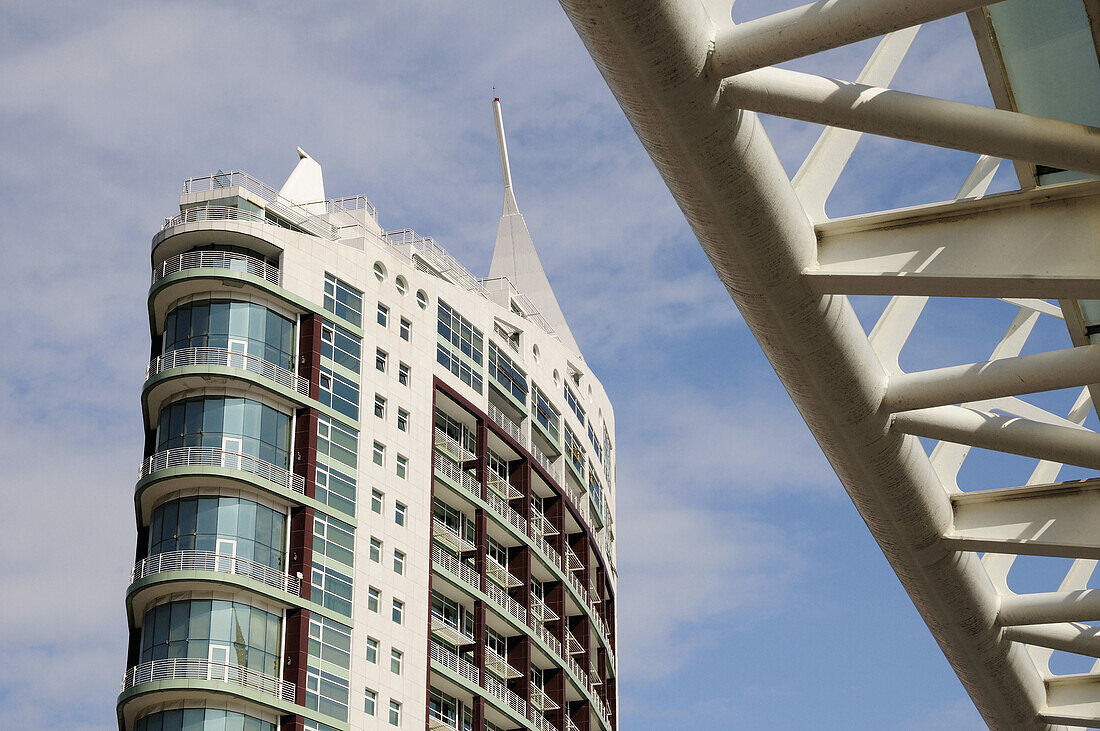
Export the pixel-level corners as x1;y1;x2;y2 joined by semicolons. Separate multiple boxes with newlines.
720;67;1100;175
710;0;990;77
885;344;1100;412
1003;623;1100;659
892;406;1100;470
557;0;1049;727
1001;591;1100;626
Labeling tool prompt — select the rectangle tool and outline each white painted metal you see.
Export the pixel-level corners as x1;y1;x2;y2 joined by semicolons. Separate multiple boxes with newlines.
147;346;311;396
721;68;1100;174
121;657;295;702
710;0;990;77
130;548;302;596
559;0;1100;726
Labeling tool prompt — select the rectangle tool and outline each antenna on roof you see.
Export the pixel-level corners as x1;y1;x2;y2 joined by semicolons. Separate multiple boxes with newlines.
492;97;520;216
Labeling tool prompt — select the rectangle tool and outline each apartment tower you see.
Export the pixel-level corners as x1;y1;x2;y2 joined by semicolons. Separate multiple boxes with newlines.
118;101;618;731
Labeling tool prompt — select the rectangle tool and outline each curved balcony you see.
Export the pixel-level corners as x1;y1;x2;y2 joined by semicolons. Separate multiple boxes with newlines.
140;447;304;496
147;347;310;397
153;250;280;286
130;550;301;597
121;658;294;703
162;206;268;232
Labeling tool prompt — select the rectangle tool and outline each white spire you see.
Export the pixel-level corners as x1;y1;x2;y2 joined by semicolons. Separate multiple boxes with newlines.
278;147;326;215
488;98;582;357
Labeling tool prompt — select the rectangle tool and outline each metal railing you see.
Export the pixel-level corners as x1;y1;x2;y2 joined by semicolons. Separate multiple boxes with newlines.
530;595;558;623
533;532;563;573
487;402;525;447
568;655;590;690
181;171;341;240
433;452;480;497
531;620;563;657
531;508;557;537
486;489;527;534
486;582;527;626
487;556;523;589
531;441;561;483
563;480;589;525
428;709;459;731
485;647;523;680
530;684;559;712
485;674;527;719
529;709;555;731
592;693;611;729
140;447;304;495
432;545;480;592
565;545;584;573
433;518;476;554
568;572;590;606
566;628;585;656
121;658;294;702
388;228;492;301
162;205;267;231
131;550;300;596
148;347;310;396
434;427;475;463
431;614;473;646
567;719;581;731
487;472;522;501
152;250;280;286
430;641;479;686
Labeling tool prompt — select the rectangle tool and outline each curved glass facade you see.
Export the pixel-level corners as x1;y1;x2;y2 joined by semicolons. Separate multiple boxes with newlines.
140;598;281;675
135;708;275;731
156;396;291;468
149;496;286;570
163;300;294;369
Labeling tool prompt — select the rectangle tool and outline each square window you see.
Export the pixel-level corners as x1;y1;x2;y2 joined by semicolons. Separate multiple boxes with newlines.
396;454;408;479
397;408;409;432
389;699;402;726
365;688;377;716
373;441;385;466
394;502;407;527
392;599;404;625
377;303;389;327
394;550;405;575
374;394;386;419
366;637;378;664
370;537;382;563
398;362;410;386
399;317;411;341
368;586;380;613
390;648;403;675
376;348;388;373
371;489;384;514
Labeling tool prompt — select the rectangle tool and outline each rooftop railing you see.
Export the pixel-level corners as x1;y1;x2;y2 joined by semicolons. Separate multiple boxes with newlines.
162;205;267;231
131;550;301;597
121;658;294;702
148;347;309;396
152;250;280;286
140;447;304;495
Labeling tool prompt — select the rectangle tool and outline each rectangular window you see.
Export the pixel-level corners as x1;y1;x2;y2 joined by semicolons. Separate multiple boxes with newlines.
588;422;603;462
589;465;604;519
369;537;382;563
532;384;561;442
394;502;407;527
564;383;585;424
319;366;359;420
389;700;402;726
390;648;403;674
603;424;614;485
367;586;380;613
396;454;408;479
396;408;409;432
398;362;410;386
317;415;358;469
314;514;355;568
437;300;484;364
394;550;405;575
308;616;352;670
321;321;362;373
324;273;363;327
366;637;379;664
564;424;584;475
364;688;377;716
306;665;350;722
399;317;411;341
371;489;384;514
489;341;528;404
311;562;353;616
373;441;385;466
376;348;388;373
374;394;386;419
392;599;404;625
377;303;389;327
315;462;356;517
436;344;483;394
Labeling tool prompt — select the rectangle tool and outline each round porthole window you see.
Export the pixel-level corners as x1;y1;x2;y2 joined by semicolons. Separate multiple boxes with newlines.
395;276;408;295
416;290;429;310
373;262;386;281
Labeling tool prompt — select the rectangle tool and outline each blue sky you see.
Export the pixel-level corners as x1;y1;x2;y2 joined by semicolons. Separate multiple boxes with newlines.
1;1;1081;728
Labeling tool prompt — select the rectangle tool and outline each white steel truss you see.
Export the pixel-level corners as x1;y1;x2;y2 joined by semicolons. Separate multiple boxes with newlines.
557;0;1100;728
